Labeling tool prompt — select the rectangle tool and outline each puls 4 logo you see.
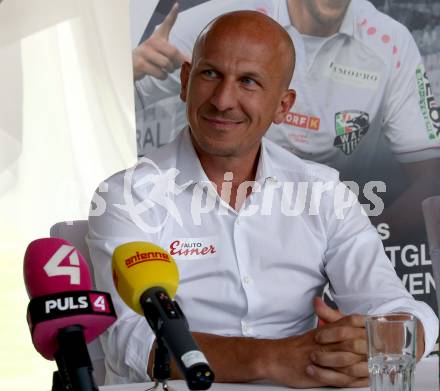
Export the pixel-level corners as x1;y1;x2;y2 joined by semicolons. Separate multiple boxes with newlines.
44;294;109;314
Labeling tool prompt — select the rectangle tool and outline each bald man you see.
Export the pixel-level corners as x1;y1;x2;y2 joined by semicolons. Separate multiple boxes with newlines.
89;11;437;388
134;0;440;246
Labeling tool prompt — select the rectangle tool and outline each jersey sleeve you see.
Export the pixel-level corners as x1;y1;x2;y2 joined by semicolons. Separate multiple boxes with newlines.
382;26;440;163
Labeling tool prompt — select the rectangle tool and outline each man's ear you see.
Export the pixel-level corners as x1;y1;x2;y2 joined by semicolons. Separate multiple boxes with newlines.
273;89;296;124
180;61;191;103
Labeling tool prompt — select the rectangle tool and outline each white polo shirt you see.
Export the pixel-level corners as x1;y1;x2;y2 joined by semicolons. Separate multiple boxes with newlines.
87;128;438;384
135;0;440;184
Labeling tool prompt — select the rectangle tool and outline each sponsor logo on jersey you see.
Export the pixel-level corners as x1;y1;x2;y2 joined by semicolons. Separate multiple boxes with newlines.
334;111;370;155
284;112;320;131
169;237;217;260
288;133;309;144
327;62;379;89
416;64;440;140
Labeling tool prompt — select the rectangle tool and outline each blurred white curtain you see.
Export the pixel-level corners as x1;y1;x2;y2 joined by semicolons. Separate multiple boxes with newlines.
0;1;136;389
0;0;136;240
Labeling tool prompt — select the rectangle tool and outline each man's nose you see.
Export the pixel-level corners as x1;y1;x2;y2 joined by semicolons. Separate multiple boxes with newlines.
210;79;238;112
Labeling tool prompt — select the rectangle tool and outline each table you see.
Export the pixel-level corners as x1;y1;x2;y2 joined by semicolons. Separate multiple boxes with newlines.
100;356;438;391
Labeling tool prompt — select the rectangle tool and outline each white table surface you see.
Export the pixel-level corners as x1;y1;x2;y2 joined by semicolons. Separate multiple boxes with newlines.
100;355;439;391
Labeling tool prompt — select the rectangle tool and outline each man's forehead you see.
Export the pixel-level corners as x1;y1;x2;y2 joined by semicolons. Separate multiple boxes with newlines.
191;12;295;85
195;32;280;66
195;55;275;80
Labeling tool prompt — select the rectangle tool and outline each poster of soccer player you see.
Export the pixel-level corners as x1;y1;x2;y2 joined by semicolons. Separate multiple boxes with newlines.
130;0;440;313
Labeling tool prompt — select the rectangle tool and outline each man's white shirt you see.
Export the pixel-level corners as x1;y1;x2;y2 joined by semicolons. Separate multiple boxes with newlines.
88;128;438;384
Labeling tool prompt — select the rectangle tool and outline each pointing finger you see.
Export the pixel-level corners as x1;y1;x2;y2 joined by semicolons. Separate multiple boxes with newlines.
156;2;179;40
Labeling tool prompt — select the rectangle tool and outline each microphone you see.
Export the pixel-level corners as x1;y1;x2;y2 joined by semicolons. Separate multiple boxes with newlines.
24;237;117;391
112;241;214;390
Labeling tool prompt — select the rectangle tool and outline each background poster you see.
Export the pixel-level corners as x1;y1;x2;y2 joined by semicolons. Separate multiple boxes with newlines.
130;0;440;314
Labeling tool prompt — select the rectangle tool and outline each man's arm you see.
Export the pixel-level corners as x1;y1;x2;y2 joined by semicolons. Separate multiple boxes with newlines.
158;299;424;389
147;300;374;388
371;158;440;243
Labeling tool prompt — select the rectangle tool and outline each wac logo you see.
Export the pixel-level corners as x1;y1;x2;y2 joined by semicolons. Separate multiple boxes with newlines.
333;111;370;155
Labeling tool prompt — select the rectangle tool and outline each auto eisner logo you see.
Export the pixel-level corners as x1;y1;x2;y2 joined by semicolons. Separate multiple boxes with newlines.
169;240;216;257
125;251;170;268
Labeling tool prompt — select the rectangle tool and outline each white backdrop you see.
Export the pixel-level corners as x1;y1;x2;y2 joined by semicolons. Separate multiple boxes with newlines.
0;1;136;389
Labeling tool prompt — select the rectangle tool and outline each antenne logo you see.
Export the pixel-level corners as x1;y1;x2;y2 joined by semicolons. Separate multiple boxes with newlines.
43;245;81;285
124;251;170;268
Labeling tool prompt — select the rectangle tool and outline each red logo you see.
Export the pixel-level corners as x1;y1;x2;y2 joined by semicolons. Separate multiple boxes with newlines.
169;240;216;257
125;251;170;268
284;112;320;131
89;293;110;313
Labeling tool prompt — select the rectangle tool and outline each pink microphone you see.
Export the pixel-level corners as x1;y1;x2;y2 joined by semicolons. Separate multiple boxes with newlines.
24;237;116;391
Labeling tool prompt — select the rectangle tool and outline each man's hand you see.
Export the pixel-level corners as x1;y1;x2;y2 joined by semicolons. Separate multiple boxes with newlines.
132;3;190;81
311;299;369;387
266;298;368;388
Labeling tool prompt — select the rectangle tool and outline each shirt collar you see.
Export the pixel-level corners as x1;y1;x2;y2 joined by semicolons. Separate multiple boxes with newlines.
175;127;210;187
279;0;356;37
277;0;292;29
175;127;276;188
255;138;277;187
338;0;355;37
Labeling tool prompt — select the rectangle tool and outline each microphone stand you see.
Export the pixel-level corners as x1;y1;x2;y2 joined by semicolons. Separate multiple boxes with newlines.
54;325;99;391
51;371;65;391
150;337;172;390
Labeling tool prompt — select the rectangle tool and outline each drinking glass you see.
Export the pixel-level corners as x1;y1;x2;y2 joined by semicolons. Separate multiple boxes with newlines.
366;313;417;391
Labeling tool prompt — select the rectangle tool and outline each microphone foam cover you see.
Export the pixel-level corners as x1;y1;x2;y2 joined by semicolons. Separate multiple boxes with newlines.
112;242;179;315
24;238;92;298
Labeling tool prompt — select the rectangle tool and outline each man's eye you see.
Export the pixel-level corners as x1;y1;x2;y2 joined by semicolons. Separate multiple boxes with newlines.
202;70;218;78
241;77;257;86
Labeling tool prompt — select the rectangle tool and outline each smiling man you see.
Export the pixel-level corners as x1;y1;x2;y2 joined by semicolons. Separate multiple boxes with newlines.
179;11;295;209
134;0;440;245
88;11;438;388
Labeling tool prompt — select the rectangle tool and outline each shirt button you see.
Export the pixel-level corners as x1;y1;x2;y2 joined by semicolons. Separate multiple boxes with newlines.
235;218;240;225
267;176;278;184
242;323;249;333
243;276;251;284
